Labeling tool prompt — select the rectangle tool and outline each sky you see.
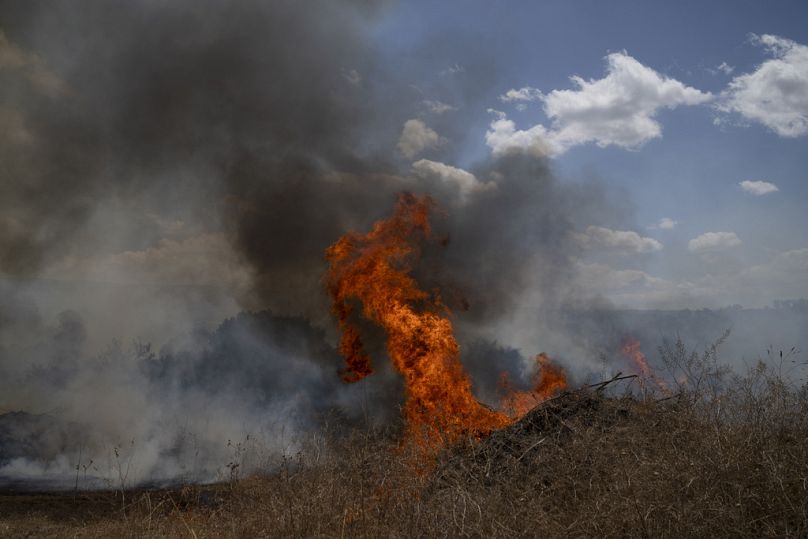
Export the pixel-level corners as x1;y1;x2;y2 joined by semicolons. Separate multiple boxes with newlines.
371;0;808;309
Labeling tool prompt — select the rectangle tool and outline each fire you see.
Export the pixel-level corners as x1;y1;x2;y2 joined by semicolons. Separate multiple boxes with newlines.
621;338;669;393
501;353;568;417
326;193;566;449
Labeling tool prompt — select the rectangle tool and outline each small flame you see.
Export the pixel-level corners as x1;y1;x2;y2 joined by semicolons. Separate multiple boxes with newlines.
501;353;567;417
326;193;567;450
621;338;669;393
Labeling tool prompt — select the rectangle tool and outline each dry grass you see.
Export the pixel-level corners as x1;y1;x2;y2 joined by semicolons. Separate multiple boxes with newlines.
2;343;807;538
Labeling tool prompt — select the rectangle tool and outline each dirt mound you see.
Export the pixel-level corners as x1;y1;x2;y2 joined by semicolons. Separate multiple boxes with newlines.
432;390;642;485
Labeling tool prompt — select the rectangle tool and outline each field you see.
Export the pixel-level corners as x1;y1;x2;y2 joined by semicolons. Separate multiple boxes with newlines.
2;343;807;538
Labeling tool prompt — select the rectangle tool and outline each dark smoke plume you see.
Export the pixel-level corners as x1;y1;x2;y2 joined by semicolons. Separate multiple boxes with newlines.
0;0;634;485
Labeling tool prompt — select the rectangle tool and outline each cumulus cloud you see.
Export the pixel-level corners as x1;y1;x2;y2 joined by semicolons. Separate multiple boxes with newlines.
485;113;560;157
650;217;678;230
412;159;495;201
397;119;442;158
575;225;663;254
717;62;735;75
688;231;742;253
739;179;779;195
499;86;543;102
718;34;808;137
487;52;711;157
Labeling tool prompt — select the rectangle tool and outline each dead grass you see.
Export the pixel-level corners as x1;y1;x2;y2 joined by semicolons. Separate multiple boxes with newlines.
2;343;807;538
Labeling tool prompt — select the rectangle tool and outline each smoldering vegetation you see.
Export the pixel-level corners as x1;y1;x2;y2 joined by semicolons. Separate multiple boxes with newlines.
0;308;390;488
2;340;807;538
2;301;806;491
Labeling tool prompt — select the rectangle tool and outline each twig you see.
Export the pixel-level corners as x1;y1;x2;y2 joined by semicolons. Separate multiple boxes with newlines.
169;496;198;539
589;372;638;392
516;437;546;461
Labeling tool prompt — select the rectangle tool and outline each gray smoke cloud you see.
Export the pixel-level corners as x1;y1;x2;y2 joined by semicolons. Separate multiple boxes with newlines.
0;0;408;486
0;0;723;487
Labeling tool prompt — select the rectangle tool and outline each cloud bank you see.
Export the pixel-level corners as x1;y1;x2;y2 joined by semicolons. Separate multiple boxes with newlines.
688;232;742;253
575;226;663;254
488;52;711;157
718;35;808;137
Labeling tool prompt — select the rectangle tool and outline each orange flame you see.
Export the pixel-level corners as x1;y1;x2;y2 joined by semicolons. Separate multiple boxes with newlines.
621;338;669;393
326;193;567;449
501;353;568;416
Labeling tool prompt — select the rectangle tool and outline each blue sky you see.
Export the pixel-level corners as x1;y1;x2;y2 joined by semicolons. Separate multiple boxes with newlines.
375;0;808;308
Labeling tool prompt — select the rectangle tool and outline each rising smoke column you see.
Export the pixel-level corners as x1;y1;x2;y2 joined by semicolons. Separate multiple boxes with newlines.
0;0;629;484
0;0;392;295
0;0;404;484
0;0;623;347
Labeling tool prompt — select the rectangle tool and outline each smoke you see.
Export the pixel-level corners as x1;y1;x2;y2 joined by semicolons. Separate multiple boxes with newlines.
0;0;673;486
0;307;379;487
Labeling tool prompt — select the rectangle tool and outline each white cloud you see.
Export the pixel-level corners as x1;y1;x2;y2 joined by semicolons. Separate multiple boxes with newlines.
688;231;742;253
441;63;464;76
485;114;561;157
575;225;663;254
745;248;808;278
576;261;670;291
658;217;678;230
486;52;711;157
718;34;808;137
412;159;495;201
575;247;808;309
423;100;456;114
649;217;678;230
739;179;779;195
574;260;705;308
714;62;735;76
707;62;734;77
397;119;443;159
499;86;543;102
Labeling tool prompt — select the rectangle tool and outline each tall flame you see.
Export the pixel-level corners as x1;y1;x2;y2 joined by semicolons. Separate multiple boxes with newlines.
326;193;566;448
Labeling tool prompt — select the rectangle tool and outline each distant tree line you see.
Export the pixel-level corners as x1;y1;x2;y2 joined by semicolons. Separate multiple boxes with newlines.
773;299;808;311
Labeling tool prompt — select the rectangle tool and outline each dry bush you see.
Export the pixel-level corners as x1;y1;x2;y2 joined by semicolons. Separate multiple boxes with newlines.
2;339;807;538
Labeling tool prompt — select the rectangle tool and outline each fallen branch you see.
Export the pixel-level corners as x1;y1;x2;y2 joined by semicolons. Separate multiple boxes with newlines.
588;372;638;392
